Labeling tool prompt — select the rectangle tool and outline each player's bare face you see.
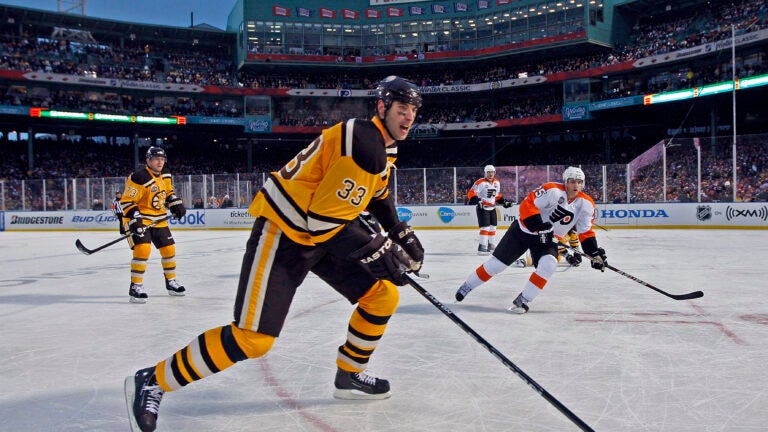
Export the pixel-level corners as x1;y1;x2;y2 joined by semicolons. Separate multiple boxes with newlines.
565;178;583;200
147;156;166;175
384;101;417;141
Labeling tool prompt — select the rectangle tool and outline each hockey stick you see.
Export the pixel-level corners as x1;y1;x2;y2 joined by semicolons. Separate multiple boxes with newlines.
75;216;172;255
405;274;595;431
561;244;703;300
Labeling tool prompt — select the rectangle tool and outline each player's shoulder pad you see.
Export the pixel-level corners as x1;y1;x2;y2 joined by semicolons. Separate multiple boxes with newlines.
576;191;596;207
129;167;153;184
342;118;388;175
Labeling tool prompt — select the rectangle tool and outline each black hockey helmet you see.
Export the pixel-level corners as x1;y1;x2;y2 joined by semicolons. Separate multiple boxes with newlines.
145;146;167;161
376;76;422;110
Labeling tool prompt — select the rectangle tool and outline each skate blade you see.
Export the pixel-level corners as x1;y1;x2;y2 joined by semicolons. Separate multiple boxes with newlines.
124;375;141;432
166;290;185;297
333;388;392;400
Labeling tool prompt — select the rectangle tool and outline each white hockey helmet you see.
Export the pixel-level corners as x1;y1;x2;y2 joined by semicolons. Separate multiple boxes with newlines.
563;166;585;183
484;165;495;177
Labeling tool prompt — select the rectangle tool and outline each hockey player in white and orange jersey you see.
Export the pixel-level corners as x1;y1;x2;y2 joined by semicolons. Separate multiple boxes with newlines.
466;165;513;254
455;166;607;313
126;76;425;432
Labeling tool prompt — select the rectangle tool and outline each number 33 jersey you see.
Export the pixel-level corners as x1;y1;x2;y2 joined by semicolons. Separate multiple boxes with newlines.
249;116;395;246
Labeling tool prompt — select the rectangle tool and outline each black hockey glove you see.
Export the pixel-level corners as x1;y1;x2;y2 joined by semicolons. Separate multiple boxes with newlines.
350;234;412;286
467;196;479;205
388;221;424;272
128;218;146;237
589;248;608;272
565;253;582;266
500;199;514;208
166;194;186;219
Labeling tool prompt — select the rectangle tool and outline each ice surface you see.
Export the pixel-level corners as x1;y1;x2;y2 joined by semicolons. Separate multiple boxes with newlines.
0;228;766;431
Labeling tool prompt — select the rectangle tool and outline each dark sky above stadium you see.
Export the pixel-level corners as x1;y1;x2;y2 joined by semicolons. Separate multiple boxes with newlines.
0;0;235;30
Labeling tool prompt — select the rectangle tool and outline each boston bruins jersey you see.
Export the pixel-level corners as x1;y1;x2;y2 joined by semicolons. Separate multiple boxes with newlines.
120;166;175;227
249;116;395;246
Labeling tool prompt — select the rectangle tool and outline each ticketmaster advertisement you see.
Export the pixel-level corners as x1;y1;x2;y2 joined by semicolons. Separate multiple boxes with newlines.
1;203;766;231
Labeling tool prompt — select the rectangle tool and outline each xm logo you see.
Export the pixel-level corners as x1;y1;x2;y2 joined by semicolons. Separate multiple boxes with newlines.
725;205;768;222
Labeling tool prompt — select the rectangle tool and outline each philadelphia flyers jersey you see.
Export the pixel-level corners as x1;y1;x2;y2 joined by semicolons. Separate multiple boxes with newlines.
519;182;597;242
120;166;175;227
468;177;503;210
249;116;395;246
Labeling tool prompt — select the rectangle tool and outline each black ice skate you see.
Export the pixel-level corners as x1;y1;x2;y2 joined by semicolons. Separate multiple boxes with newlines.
507;293;530;314
477;244;489;255
124;367;164;432
129;283;147;303
165;278;186;296
333;368;391;400
455;282;474;302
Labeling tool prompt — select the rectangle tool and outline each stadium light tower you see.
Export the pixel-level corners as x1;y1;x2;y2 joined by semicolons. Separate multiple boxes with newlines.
731;17;758;202
58;0;86;15
731;23;737;202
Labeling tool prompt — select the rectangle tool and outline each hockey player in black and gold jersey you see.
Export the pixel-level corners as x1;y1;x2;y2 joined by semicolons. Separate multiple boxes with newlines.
126;76;425;432
120;146;187;303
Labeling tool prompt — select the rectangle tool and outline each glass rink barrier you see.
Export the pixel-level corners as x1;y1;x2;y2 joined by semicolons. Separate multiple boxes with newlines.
1;134;766;212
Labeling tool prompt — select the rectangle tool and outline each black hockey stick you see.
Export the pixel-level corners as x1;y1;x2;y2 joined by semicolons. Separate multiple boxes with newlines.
75;216;172;255
405;275;595;432
562;244;703;300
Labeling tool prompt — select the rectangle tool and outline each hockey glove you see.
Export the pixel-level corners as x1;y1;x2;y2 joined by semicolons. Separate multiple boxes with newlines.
565;253;582;266
467;196;479;206
166;194;186;219
388;221;424;272
501;199;514;208
128;218;146;237
350;234;412;286
589;248;608;272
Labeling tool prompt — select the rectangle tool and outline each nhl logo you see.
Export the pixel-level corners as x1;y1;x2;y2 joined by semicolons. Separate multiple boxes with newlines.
696;205;712;221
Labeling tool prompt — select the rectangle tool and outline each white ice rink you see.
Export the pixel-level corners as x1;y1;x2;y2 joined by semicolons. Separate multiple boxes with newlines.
1;228;766;431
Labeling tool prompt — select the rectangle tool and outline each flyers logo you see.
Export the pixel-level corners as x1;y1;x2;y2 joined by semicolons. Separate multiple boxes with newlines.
549;205;574;225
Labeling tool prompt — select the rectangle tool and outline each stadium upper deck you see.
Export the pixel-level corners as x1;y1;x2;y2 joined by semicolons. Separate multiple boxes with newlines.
0;0;766;169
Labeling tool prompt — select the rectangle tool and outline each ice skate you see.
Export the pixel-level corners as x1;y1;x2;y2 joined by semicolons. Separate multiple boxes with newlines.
129;283;147;303
125;367;164;432
487;243;495;252
455;282;474;302
165;278;186;296
511;258;527;268
333;368;391;400
477;244;489;255
507;293;530;314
